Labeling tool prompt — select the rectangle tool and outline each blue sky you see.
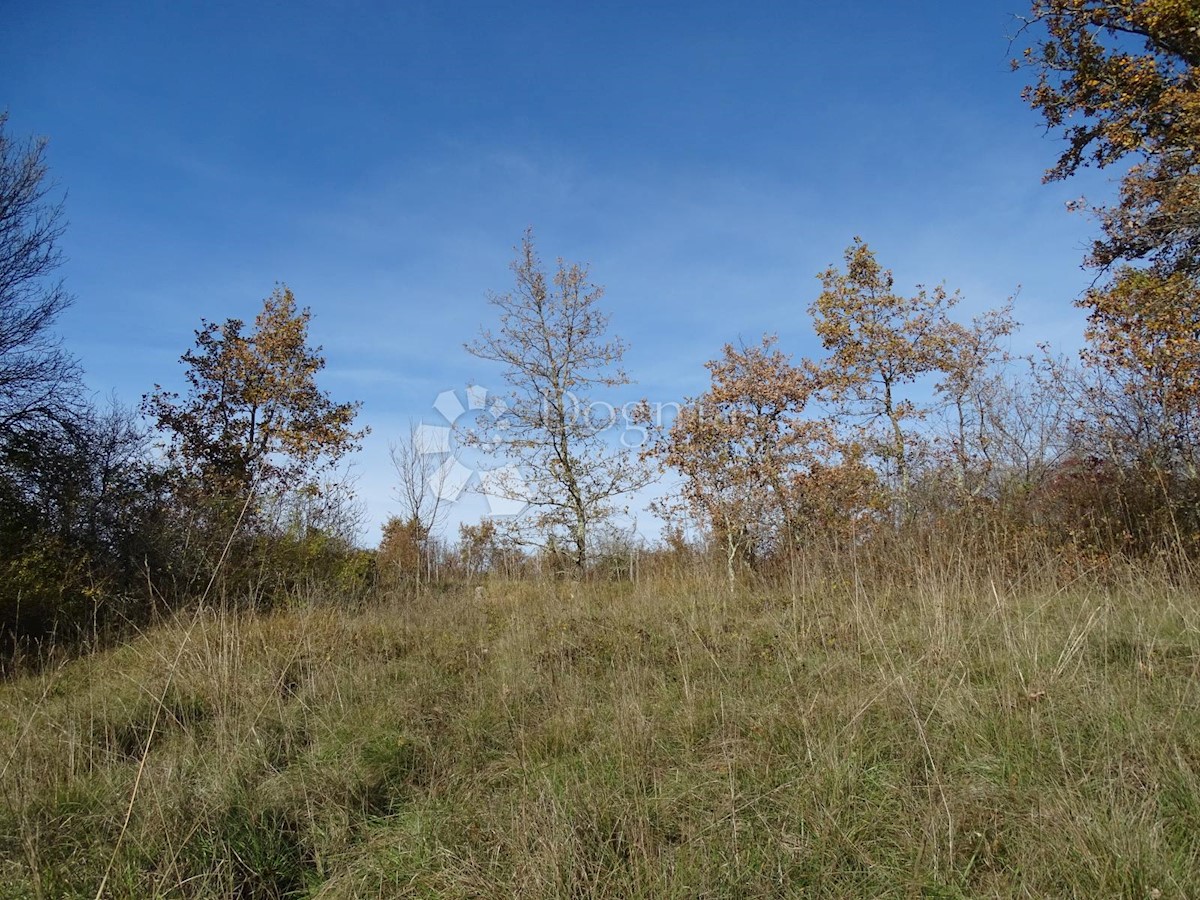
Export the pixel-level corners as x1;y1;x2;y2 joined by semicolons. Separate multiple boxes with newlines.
2;0;1111;541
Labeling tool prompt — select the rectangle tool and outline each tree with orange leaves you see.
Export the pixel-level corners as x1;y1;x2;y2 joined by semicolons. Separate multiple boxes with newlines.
1017;0;1200;278
1082;268;1200;472
144;286;365;501
1018;2;1200;476
809;239;959;506
644;336;874;588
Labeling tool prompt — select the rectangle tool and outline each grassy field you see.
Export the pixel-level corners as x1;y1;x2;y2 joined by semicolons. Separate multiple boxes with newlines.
1;561;1199;898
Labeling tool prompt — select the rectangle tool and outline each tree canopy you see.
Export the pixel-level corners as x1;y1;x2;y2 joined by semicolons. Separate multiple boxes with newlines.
144;286;366;498
1018;0;1200;276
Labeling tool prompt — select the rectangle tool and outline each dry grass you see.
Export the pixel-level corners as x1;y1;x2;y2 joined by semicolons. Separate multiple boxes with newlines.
1;557;1198;897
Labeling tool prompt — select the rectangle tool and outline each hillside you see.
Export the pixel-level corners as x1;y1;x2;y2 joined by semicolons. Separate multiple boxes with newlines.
1;570;1198;898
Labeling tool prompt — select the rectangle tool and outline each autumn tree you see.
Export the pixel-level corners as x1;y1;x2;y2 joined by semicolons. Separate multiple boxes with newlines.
1019;3;1200;528
1081;268;1200;472
643;336;873;589
457;517;526;578
809;239;959;505
377;514;427;588
465;229;651;574
458;518;499;578
144;286;366;506
1017;0;1200;278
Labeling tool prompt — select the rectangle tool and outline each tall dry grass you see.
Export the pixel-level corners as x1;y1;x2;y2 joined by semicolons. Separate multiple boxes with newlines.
0;544;1198;897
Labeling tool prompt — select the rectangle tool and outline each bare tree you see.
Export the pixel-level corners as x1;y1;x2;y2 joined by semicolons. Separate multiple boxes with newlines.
464;229;652;574
931;300;1018;498
0;112;80;433
388;419;452;585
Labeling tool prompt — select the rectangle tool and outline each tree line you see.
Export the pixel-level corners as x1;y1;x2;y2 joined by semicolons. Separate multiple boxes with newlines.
3;0;1199;655
381;0;1200;587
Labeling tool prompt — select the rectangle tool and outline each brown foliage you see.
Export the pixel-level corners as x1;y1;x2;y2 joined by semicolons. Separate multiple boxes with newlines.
1018;0;1200;277
144;286;366;499
1081;268;1200;472
644;336;876;585
809;239;962;500
378;515;428;587
1016;2;1200;537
